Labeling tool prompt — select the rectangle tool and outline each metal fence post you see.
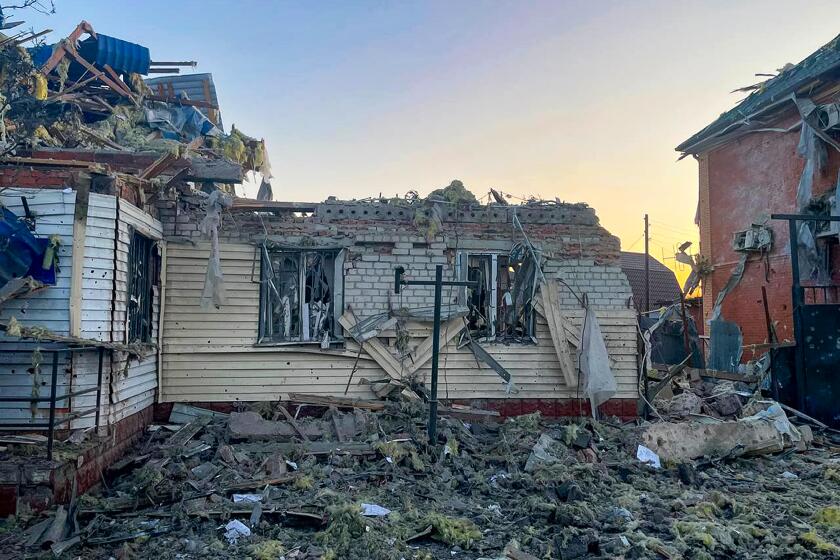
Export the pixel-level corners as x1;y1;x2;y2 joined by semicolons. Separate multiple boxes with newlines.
428;264;443;443
46;351;59;461
95;346;104;432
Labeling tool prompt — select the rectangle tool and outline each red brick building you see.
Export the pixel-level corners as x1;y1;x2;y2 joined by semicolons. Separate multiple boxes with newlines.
676;33;840;350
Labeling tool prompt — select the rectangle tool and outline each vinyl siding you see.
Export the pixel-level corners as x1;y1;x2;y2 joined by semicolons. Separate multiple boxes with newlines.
0;189;75;425
0;190;162;429
161;241;638;402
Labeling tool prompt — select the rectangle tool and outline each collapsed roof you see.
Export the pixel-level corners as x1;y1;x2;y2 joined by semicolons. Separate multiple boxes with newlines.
0;20;268;185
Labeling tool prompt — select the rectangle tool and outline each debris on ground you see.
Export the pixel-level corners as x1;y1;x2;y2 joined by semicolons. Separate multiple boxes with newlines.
2;395;839;559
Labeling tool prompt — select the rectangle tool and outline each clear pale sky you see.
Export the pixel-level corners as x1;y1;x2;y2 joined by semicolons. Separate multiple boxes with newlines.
21;0;840;281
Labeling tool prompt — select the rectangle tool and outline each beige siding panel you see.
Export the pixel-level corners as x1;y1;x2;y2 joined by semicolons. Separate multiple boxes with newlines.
162;241;639;403
108;199;163;425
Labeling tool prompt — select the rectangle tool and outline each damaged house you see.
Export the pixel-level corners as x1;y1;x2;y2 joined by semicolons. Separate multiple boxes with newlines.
156;192;638;416
0;20;267;513
0;18;639;519
677;32;840;426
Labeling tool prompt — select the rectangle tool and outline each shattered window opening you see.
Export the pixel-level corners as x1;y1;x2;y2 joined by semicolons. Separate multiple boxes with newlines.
459;251;535;342
126;230;157;344
259;248;344;344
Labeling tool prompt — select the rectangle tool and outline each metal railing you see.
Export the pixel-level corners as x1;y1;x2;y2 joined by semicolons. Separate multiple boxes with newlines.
0;343;105;460
801;285;840;305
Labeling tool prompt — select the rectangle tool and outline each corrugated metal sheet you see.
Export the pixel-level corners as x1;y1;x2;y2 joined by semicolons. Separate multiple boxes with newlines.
161;242;639;402
79;34;151;75
145;73;224;130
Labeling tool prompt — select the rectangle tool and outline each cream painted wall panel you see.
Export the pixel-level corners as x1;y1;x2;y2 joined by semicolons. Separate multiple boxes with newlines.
161;241;639;403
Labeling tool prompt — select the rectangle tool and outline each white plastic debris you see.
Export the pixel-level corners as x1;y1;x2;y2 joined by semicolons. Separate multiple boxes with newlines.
285;460;298;470
360;503;391;517
232;494;263;503
636;444;661;469
581;306;617;415
781;471;799;479
223;519;251;544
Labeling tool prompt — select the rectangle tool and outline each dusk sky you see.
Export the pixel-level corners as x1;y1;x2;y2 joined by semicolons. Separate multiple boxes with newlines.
22;1;840;280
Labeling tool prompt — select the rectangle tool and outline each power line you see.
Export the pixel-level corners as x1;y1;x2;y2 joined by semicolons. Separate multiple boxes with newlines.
650;221;698;237
624;233;645;251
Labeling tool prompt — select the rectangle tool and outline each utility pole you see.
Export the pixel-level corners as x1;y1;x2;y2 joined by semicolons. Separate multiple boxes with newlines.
644;214;650;313
394;265;477;443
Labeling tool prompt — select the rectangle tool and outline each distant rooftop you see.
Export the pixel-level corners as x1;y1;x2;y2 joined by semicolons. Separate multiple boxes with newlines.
620;251;681;310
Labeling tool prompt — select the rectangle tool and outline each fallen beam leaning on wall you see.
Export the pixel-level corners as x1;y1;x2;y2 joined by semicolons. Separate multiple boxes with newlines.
536;280;579;386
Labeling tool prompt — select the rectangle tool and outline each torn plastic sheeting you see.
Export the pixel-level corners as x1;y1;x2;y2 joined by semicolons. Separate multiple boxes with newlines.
795;122;824;211
200;190;233;309
232;494;262;504
360;503;391;517
222;519;251;544
256;177;273;201
792;98;832;281
636;444;661;469
746;402;803;443
797;220;822;281
0;206;58;289
580;306;617;415
145;102;221;142
709;252;748;322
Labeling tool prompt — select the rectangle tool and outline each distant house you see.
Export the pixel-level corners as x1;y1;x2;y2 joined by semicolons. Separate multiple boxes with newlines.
620;252;681;311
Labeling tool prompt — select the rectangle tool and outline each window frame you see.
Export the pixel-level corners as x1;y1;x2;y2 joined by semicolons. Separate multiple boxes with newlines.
457;250;536;342
257;246;345;345
126;228;157;344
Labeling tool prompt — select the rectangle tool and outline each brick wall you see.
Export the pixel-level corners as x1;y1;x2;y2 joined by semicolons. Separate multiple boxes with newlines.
0;165;78;188
0;406;152;516
157;196;631;316
701;122;840;347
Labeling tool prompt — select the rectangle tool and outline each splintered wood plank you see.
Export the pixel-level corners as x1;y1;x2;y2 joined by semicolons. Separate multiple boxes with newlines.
339;312;404;380
405;317;465;375
165;415;211;448
539;280;578;386
286;393;386;411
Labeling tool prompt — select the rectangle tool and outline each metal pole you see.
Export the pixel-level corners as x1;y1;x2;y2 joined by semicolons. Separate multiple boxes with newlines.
787;219;806;411
644;214;650;312
761;286;775;344
428;264;443;443
47;351;59;461
679;291;692;362
95;347;104;432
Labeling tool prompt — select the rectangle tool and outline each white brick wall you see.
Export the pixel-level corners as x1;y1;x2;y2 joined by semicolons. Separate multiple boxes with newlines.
545;259;634;310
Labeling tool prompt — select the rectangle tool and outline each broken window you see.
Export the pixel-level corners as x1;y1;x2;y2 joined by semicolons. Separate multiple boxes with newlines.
126;230;158;343
458;249;536;341
259;248;345;344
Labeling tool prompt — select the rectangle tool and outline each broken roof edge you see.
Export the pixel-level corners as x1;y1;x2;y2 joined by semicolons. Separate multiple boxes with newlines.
219;196;602;227
676;32;840;156
17;147;245;184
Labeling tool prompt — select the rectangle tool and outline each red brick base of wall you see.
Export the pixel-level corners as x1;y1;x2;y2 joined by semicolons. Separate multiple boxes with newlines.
155;398;639;422
0;406;153;517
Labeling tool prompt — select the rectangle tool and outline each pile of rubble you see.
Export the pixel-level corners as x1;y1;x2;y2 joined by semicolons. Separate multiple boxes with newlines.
0;19;267;179
2;395;839;559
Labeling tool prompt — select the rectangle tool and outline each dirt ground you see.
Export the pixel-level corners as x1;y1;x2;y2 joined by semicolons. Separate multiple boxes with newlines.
2;402;839;560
